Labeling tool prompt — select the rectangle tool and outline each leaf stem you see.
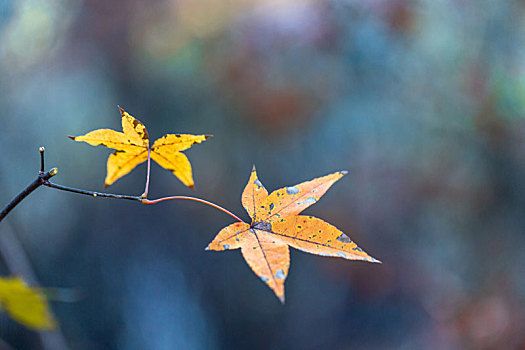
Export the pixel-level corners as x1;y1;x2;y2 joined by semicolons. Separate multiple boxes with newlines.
141;148;151;199
142;196;245;223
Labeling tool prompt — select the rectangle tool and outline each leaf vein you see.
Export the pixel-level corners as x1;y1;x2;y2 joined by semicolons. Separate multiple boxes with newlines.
253;230;278;291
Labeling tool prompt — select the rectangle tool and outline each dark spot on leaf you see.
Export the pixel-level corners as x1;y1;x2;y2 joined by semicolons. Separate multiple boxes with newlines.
337;234;352;244
252;221;272;232
269;203;274;211
132;119;149;140
274;270;285;279
286;186;299;195
297;197;316;205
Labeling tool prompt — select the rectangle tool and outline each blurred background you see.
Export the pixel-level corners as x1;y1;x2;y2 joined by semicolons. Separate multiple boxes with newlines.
1;0;525;348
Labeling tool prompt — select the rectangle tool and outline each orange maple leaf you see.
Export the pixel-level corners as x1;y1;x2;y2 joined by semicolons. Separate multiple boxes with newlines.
206;166;380;302
70;107;210;188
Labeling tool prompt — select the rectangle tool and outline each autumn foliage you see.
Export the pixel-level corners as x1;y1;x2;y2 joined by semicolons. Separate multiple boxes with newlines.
207;166;379;302
70;107;210;188
0;106;379;330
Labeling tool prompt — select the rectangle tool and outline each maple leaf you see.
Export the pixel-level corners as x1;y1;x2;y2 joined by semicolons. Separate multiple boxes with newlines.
70;107;210;188
206;167;380;302
0;277;55;330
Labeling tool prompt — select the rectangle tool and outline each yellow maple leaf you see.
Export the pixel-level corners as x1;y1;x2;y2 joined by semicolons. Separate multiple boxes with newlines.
0;277;54;330
70;107;210;188
206;167;380;302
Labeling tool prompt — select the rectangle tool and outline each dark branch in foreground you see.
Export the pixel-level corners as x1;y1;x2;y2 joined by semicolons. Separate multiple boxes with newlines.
0;168;58;222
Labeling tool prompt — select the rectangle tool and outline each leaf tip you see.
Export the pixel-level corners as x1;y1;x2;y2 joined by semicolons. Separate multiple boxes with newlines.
370;257;382;264
117;105;125;114
278;295;285;304
204;246;210;251
252;164;256;172
205;135;213;140
68;136;76;140
340;170;348;175
189;184;195;190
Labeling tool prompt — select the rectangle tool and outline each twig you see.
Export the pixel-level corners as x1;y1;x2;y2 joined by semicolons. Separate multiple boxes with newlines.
0;145;245;348
0;147;245;224
43;182;141;202
0;168;57;222
0;147;70;349
39;147;45;174
42;183;245;223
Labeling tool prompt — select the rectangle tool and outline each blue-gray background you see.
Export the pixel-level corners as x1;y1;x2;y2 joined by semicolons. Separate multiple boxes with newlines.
1;0;525;349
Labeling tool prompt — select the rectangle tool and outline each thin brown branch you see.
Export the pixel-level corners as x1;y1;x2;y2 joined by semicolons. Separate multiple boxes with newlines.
143;196;245;223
